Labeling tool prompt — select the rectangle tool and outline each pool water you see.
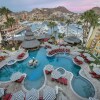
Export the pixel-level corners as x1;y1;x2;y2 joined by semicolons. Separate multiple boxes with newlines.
71;76;95;98
57;68;65;74
0;48;95;99
0;48;80;87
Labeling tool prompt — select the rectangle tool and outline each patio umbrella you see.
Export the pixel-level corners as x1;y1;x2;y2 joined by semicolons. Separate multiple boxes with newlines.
11;90;25;100
51;70;62;79
66;46;71;49
60;46;65;49
26;88;39;100
86;56;95;61
76;56;84;61
45;64;54;72
83;53;91;57
0;88;4;97
93;67;100;75
10;72;24;81
43;25;49;31
0;52;8;56
96;65;100;67
43;86;56;100
70;51;80;56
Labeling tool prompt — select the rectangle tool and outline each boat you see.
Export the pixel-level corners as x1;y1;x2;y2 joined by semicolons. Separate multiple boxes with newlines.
28;57;38;68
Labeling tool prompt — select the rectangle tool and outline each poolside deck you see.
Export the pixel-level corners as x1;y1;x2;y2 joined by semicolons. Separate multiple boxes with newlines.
45;73;82;100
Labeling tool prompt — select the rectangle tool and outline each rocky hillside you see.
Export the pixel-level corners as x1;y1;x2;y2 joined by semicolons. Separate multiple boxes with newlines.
30;6;72;14
91;7;100;16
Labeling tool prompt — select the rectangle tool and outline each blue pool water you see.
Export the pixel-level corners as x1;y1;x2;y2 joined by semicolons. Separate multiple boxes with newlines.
0;48;80;86
71;76;95;98
0;48;95;98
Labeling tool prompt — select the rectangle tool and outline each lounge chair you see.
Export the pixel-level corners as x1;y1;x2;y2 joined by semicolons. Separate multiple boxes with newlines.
51;78;55;81
2;94;12;100
45;70;49;75
92;75;100;79
39;96;43;100
17;53;25;59
89;71;97;75
15;76;25;83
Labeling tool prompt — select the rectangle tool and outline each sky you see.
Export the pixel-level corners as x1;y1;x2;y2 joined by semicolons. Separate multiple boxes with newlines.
0;0;100;13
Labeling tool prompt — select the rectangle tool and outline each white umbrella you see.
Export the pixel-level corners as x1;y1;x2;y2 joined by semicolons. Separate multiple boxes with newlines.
83;53;91;57
43;86;56;100
10;72;24;81
87;56;95;61
0;52;8;56
96;65;100;68
60;46;65;49
26;88;39;100
90;63;96;66
76;56;84;61
0;88;4;97
11;90;25;100
66;46;71;49
43;25;49;31
93;67;100;75
70;51;80;56
45;64;54;71
51;70;62;79
29;59;33;64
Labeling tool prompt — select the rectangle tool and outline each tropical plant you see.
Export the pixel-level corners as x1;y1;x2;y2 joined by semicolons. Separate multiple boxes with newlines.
76;21;82;35
4;17;15;29
66;19;71;36
0;7;11;20
58;33;63;42
81;10;98;36
81;10;98;51
48;21;57;34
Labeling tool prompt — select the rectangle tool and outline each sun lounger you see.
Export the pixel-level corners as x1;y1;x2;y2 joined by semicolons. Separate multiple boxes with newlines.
51;78;55;81
45;70;49;74
15;76;25;83
92;75;100;79
2;94;12;100
89;71;97;75
39;96;43;100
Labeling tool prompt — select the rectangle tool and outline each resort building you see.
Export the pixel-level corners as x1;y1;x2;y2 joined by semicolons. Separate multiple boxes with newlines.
86;26;100;57
94;40;100;56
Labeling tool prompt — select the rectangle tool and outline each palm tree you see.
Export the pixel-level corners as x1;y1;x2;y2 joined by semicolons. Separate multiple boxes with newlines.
7;17;15;29
53;30;57;39
76;21;82;35
0;7;11;20
4;17;15;29
48;21;57;34
66;19;71;36
81;10;98;37
81;10;98;51
58;33;63;43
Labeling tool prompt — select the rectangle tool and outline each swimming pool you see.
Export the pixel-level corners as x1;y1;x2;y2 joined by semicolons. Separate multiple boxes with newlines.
71;76;95;99
0;48;95;98
0;48;80;85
